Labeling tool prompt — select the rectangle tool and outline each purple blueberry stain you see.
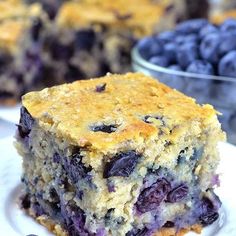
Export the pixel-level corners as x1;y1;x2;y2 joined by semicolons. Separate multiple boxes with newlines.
166;184;188;203
211;174;220;187
136;178;171;213
96;228;106;236
103;151;141;178
53;153;61;163
107;179;116;192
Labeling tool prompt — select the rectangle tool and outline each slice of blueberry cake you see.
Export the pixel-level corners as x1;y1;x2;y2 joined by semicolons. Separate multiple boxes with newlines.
15;73;225;236
16;0;189;95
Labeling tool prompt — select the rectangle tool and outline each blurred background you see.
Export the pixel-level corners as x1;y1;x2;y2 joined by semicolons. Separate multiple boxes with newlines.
0;0;235;144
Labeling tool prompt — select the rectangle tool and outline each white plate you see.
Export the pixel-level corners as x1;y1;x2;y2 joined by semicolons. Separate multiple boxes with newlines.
0;104;21;124
0;137;236;236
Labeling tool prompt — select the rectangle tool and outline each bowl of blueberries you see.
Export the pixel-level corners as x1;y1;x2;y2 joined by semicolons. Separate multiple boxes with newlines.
132;18;236;145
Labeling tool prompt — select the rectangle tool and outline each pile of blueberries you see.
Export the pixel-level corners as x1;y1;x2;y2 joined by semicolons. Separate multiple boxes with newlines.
137;18;236;77
136;18;236;144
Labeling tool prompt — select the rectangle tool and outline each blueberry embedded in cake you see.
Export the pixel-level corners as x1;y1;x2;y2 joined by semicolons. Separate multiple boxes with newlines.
15;73;225;236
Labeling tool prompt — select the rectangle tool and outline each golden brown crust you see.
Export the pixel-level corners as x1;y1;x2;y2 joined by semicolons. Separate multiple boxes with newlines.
57;0;170;36
153;225;202;236
22;73;222;152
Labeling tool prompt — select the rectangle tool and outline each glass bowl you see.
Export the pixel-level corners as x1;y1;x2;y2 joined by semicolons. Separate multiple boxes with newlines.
131;46;236;145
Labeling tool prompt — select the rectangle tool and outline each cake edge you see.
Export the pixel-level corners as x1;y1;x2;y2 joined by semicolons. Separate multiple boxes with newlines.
25;208;202;236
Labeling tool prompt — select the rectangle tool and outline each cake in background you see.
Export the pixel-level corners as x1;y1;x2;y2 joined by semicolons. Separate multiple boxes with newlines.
0;0;45;105
0;0;187;104
0;0;210;105
210;0;236;23
24;0;65;20
20;0;210;86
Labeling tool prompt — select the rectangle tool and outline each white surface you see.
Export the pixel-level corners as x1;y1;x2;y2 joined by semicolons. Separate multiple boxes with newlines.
0;137;236;236
0;104;21;124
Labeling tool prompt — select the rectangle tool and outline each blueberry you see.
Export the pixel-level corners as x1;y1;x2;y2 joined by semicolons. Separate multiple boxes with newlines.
65;64;85;82
21;194;31;209
163;221;175;228
95;83;106;92
184;34;199;44
175;34;198;46
103;151;141;178
199;24;218;39
176;19;208;34
75;29;96;51
105;208;115;226
220;18;236;32
63;151;92;183
18;106;34;138
186;60;214;75
65;205;89;235
41;1;61;20
49;188;59;202
166;184;188;203
176;42;199;69
50;40;74;61
164;43;176;63
198;197;219;226
136;178;171;213
199;212;219;226
149;55;169;67
219;32;236;56
157;31;176;44
31;17;43;41
175;35;186;46
200;33;221;64
168;64;182;71
137;37;163;59
218;51;236;77
126;228;149;236
90;124;118;133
